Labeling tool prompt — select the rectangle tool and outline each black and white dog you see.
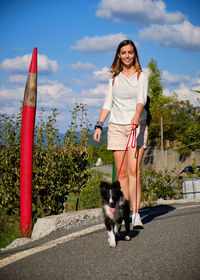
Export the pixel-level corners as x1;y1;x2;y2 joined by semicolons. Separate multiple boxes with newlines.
100;181;130;248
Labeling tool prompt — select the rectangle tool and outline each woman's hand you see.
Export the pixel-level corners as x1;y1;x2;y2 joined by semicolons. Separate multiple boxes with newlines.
131;114;139;128
93;128;102;142
132;103;143;128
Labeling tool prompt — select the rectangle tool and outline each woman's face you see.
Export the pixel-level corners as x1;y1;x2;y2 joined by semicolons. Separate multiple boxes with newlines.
118;44;135;68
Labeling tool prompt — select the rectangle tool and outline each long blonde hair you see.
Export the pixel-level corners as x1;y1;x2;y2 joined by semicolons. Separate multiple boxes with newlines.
109;40;142;77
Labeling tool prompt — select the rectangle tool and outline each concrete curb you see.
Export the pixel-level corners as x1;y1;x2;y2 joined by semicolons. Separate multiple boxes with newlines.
31;208;102;240
0;208;102;251
156;198;200;205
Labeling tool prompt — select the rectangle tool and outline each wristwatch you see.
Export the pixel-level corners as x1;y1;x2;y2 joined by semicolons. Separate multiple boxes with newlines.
95;121;103;130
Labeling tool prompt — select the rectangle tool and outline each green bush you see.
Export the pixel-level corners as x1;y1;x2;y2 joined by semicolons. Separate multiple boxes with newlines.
141;169;182;206
66;170;102;211
0;111;21;215
0;103;90;221
78;170;102;209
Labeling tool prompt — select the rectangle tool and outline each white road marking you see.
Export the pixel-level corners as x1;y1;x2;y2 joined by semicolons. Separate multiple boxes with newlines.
0;223;105;269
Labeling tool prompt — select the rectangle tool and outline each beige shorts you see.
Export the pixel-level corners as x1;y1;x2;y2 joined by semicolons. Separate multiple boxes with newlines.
107;120;148;150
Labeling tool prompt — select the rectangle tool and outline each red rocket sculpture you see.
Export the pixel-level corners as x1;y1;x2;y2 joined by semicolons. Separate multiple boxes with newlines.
20;48;37;237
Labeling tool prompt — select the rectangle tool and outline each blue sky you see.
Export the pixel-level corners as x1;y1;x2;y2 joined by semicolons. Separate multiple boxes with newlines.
1;0;200;132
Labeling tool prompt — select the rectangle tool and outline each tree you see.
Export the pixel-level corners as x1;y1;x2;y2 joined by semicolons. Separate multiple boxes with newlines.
165;99;195;143
148;59;163;105
148;59;176;143
182;123;200;150
147;59;198;151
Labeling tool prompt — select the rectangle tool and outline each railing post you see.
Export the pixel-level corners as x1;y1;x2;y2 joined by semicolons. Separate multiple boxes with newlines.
112;157;117;182
161;116;164;175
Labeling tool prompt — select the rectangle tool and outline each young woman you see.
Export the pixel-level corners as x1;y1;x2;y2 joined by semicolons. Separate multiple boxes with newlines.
93;39;148;227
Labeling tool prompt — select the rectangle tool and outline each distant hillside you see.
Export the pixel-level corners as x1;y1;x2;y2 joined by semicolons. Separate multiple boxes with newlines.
88;127;108;147
57;127;108;147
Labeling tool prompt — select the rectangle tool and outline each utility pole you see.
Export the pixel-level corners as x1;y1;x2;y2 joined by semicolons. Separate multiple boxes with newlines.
161;116;164;174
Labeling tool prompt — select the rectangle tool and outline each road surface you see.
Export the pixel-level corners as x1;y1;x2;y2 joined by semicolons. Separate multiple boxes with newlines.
0;203;200;280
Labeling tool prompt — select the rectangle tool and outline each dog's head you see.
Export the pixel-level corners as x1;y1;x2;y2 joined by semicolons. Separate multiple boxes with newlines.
100;181;123;211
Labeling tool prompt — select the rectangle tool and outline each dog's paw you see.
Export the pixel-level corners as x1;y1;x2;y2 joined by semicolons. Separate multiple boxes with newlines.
109;242;116;248
108;238;116;248
125;235;131;241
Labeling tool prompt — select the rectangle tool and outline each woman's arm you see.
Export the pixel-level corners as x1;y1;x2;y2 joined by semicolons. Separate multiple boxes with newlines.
131;103;144;127
131;72;148;127
93;78;113;142
93;108;110;142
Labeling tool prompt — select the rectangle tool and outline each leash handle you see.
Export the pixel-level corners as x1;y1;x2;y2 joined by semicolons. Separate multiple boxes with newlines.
131;126;137;148
116;124;137;181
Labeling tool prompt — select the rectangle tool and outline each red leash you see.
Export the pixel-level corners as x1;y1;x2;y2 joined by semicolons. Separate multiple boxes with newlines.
117;124;138;181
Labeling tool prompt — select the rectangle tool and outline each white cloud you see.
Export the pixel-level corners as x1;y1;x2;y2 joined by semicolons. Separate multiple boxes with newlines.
77;97;105;106
8;74;27;84
38;54;58;73
0;54;58;74
162;71;200;105
162;70;191;85
0;106;17;115
75;83;109;107
68;62;97;71
0;85;24;102
165;83;200;106
70;33;128;54
0;80;75;119
93;67;111;82
38;80;74;108
139;21;200;51
0;80;109;132
96;0;186;24
82;84;108;97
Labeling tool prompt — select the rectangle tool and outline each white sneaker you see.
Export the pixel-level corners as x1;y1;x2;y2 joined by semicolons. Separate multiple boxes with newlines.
131;214;136;227
133;213;143;228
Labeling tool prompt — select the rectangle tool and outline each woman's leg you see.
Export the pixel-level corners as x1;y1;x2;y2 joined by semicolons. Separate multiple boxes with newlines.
127;147;145;213
113;146;145;213
113;150;129;200
135;147;145;212
127;147;138;213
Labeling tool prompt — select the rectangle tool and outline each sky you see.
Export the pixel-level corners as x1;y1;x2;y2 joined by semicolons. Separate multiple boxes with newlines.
0;0;200;132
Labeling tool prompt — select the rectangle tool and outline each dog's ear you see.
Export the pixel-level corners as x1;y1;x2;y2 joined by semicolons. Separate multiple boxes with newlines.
112;180;121;191
100;181;110;193
100;181;110;189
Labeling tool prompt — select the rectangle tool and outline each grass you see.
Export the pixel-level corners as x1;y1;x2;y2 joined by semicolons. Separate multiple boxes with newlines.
66;170;103;211
0;211;21;249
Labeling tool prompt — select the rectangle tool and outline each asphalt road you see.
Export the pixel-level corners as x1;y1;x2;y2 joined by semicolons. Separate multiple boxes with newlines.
1;203;200;280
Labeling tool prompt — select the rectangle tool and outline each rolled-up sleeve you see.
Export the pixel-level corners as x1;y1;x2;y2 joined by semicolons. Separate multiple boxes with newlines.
136;72;148;105
103;78;113;111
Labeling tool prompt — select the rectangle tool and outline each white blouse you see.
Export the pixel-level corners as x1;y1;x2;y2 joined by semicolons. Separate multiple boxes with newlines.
103;71;148;124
